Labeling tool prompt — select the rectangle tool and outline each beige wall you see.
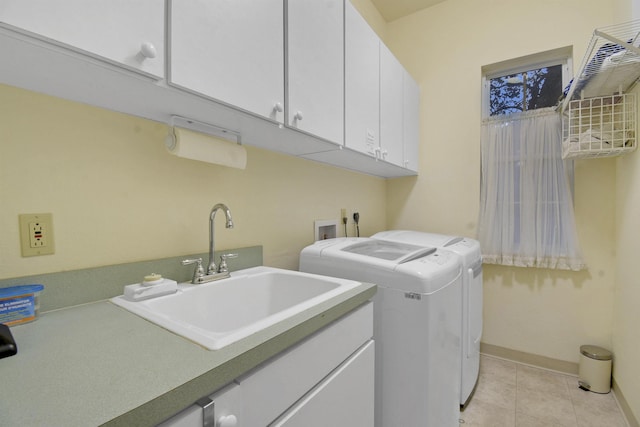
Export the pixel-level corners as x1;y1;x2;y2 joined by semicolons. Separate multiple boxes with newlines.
0;84;387;279
2;0;638;418
614;90;640;422
384;0;619;365
612;0;640;420
388;0;640;418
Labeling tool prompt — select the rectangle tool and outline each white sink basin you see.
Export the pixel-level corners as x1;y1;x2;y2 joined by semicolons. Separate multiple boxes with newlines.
110;266;361;350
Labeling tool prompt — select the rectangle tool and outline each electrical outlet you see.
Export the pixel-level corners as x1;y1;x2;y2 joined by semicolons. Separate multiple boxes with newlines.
29;221;47;247
19;213;55;257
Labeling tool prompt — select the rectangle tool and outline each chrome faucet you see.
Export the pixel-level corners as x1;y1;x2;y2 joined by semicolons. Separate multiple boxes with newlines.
181;203;237;284
208;203;234;274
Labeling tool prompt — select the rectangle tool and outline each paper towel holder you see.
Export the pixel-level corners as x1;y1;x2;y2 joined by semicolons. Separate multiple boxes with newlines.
164;116;248;170
167;115;242;146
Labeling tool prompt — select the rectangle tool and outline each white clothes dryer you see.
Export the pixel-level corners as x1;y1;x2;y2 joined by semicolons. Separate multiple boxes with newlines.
300;238;462;427
372;230;483;406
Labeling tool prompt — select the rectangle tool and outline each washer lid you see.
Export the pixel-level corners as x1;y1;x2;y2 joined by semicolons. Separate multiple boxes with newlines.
372;230;460;247
341;240;436;263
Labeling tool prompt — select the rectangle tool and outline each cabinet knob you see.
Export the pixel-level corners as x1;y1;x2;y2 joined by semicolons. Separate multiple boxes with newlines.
273;102;283;113
140;42;157;59
217;414;238;427
294;111;304;121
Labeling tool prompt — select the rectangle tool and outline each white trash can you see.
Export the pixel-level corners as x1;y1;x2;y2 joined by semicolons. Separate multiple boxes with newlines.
578;345;612;394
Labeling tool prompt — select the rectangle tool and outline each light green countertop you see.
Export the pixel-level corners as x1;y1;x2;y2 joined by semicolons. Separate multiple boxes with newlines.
0;283;376;427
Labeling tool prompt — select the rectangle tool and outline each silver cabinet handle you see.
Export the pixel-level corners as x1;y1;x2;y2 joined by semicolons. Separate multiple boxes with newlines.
196;397;215;427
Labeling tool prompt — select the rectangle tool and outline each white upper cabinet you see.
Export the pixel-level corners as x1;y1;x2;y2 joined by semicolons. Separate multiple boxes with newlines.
169;0;285;122
0;0;419;177
287;0;344;144
403;72;420;172
345;1;380;158
380;42;420;171
380;43;405;167
0;0;164;78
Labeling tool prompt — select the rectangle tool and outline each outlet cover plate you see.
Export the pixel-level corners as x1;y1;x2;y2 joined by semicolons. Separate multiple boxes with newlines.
19;213;55;257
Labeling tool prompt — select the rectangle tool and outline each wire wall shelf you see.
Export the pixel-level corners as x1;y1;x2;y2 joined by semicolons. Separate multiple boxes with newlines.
560;20;640;159
562;93;636;159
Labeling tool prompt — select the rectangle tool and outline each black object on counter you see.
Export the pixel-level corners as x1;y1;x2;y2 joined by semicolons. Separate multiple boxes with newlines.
0;323;18;359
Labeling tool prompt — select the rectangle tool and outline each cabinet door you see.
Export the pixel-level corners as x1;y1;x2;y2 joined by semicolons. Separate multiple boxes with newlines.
403;72;420;172
239;302;373;427
287;0;344;144
271;341;375;427
345;1;380;157
169;0;284;122
0;0;164;78
380;43;404;167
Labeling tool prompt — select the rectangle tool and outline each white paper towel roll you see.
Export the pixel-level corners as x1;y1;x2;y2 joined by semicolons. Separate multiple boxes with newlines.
165;127;247;169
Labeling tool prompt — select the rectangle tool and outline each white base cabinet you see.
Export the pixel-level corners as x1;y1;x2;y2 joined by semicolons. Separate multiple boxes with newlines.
158;302;374;427
271;341;374;427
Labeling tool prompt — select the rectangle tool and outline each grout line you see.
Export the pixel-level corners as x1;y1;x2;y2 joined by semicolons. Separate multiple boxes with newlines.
480;353;623;427
514;356;519;424
565;375;581;426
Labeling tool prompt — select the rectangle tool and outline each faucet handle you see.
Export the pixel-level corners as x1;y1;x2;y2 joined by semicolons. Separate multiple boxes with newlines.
182;258;205;283
218;253;238;273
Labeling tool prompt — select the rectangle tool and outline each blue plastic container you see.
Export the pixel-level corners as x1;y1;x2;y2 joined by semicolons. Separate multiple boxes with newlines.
0;285;44;326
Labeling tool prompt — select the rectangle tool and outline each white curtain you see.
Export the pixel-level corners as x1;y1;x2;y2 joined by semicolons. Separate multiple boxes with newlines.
478;107;585;270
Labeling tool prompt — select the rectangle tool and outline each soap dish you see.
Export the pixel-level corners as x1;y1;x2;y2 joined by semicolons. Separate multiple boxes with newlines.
123;276;178;302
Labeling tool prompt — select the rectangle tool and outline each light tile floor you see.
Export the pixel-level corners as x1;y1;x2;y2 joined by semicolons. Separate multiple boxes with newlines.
459;354;629;427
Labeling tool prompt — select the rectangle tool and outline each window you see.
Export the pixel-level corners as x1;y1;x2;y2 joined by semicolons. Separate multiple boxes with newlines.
482;47;572;118
489;64;563;116
478;49;585;270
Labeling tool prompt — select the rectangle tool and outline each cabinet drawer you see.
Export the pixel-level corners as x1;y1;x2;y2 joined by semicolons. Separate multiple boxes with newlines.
238;301;373;426
270;340;375;427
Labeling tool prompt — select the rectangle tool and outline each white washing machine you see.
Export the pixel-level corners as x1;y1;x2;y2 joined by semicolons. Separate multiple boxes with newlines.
372;230;483;406
300;238;462;427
